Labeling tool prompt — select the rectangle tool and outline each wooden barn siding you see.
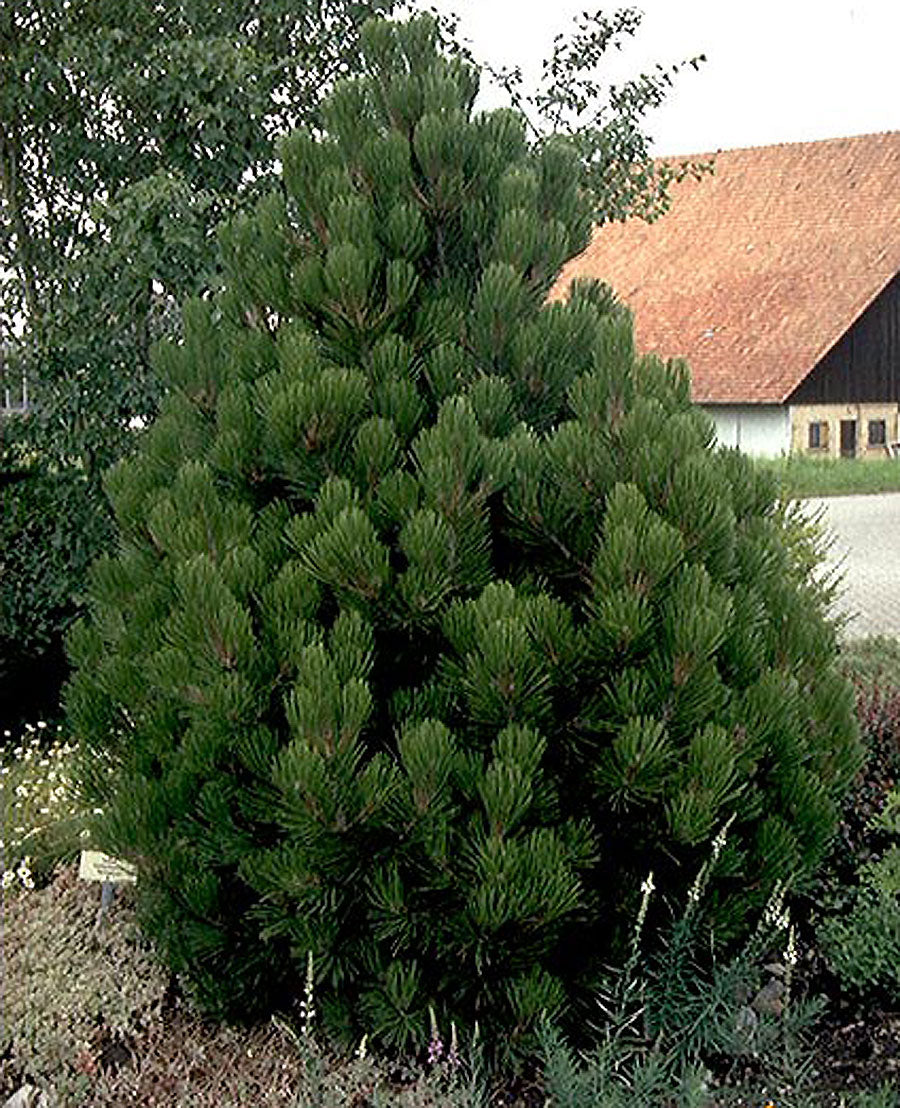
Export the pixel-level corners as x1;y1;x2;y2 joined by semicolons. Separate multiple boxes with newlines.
788;273;900;404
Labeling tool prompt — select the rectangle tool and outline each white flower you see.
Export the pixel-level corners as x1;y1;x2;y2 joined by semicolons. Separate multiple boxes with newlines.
640;871;655;897
1;871;14;889
762;883;786;928
710;814;736;863
686;873;703;906
14;785;28;798
300;951;316;1035
37;721;47;729
784;924;798;966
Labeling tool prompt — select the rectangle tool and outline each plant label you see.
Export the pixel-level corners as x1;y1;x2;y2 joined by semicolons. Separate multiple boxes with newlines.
78;850;137;884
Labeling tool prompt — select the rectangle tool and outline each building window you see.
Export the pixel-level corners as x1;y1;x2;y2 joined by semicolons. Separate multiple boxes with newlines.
868;419;886;447
808;421;828;449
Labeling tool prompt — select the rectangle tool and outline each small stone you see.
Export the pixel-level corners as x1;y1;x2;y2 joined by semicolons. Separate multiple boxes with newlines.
3;1087;35;1108
751;977;785;1016
3;1086;53;1108
734;1004;758;1039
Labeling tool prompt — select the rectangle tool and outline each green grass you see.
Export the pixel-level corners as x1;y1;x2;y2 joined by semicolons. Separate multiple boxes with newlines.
838;635;900;687
753;454;900;498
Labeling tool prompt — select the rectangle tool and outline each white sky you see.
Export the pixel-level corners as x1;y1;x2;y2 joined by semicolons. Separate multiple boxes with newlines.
429;0;900;156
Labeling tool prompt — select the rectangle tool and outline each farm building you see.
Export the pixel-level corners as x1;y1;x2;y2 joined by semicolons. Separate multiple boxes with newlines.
552;131;900;458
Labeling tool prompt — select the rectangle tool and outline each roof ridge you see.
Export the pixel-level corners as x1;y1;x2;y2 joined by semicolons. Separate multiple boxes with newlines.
657;129;900;163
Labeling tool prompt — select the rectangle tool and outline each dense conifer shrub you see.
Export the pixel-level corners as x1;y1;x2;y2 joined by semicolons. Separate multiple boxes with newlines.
66;16;861;1052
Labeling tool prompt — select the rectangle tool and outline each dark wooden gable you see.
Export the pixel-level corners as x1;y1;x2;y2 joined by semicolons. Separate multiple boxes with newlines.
788;273;900;405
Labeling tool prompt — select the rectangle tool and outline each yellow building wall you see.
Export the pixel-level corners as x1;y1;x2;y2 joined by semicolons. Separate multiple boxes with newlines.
789;403;900;459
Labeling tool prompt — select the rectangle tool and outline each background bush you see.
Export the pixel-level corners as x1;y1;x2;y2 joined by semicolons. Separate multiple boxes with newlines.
809;640;900;997
0;457;112;730
67;15;861;1057
812;639;900;893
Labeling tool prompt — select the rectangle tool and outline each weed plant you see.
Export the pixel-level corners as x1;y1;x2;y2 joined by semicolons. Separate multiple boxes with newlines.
538;861;899;1108
536;830;829;1108
0;863;171;1105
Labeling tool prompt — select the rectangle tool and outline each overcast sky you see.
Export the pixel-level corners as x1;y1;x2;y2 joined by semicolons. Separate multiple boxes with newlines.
428;0;900;156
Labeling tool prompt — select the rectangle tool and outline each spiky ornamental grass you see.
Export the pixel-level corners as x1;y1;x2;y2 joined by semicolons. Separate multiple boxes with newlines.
66;15;862;1056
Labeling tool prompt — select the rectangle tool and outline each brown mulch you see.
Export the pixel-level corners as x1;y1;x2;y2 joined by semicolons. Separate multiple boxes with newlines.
812;1003;900;1094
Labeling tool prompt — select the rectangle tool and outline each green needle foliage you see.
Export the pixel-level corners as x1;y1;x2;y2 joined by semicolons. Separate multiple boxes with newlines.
67;15;862;1057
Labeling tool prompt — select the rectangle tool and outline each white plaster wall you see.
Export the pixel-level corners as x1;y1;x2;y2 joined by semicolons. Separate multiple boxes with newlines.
701;404;790;457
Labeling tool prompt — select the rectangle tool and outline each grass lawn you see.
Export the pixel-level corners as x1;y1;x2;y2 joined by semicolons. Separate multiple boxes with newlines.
753;454;900;498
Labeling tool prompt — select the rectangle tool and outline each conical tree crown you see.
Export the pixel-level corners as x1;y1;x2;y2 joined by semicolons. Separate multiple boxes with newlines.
67;16;861;1053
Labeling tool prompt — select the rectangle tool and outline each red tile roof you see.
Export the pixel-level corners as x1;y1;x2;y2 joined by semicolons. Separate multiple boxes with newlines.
550;132;900;403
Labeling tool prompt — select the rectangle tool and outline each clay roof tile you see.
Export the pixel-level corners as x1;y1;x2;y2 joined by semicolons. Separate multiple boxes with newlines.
550;132;900;403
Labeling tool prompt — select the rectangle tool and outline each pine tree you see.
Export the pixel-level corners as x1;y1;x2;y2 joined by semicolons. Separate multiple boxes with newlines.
67;15;861;1054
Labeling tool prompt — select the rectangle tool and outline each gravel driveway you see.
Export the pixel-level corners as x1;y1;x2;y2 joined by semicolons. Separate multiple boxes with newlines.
801;493;900;640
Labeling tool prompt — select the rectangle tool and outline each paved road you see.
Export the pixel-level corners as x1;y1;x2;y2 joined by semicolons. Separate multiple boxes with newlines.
802;493;900;640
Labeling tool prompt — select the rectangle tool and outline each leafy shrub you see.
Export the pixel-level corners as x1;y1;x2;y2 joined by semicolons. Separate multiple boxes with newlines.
0;458;113;729
822;643;900;889
805;638;900;999
844;678;900;843
854;679;900;761
817;789;900;996
66;16;861;1055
